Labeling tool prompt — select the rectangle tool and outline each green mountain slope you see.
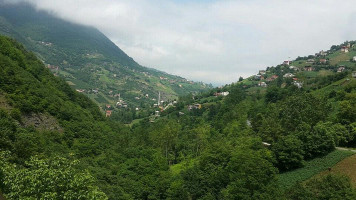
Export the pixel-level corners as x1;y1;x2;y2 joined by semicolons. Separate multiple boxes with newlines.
0;2;211;115
0;35;115;199
1;34;356;199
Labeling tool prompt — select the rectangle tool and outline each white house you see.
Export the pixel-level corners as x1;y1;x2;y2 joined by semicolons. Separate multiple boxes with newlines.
221;92;230;96
289;66;298;71
283;73;295;78
341;46;349;53
353;56;356;61
258;82;267;87
283;61;291;65
337;66;345;73
306;59;315;64
293;81;303;88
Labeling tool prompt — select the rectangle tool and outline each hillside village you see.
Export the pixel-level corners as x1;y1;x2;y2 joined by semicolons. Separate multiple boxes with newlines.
154;41;356;120
244;41;356;90
107;40;356;125
2;1;356;198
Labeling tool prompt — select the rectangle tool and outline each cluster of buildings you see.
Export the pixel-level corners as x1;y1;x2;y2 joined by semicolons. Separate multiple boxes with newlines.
47;64;59;76
39;41;52;46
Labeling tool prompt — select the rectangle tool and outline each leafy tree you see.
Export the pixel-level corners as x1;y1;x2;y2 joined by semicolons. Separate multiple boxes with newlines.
280;93;329;132
0;153;108;200
296;122;335;159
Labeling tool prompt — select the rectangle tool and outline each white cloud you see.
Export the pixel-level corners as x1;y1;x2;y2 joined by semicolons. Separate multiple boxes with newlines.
5;0;356;85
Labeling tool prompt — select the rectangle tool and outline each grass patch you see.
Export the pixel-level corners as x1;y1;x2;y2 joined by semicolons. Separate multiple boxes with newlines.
126;118;144;127
94;94;109;104
315;154;356;188
65;81;75;86
277;150;355;190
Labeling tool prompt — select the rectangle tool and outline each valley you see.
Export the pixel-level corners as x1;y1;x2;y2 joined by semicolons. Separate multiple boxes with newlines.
1;1;356;200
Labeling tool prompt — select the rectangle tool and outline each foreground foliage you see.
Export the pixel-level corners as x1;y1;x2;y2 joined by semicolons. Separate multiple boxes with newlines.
0;152;107;200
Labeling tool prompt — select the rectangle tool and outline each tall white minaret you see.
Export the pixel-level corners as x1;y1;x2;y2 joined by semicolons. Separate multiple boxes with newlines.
158;92;161;106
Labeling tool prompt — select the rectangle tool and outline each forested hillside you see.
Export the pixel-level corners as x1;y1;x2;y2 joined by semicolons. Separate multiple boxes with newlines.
1;35;356;199
0;1;211;123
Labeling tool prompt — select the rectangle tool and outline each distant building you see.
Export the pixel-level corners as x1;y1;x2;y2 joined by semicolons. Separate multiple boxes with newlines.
283;73;294;78
106;110;112;117
283;61;291;65
352;71;356;78
353;56;356;61
215;91;230;97
341;46;349;53
254;74;262;80
259;70;266;75
319;50;327;56
76;89;85;93
306;59;315;64
262;142;271;146
188;104;202;111
293;81;303;88
266;75;278;82
319;59;327;64
289;66;299;71
337;66;345;73
304;66;314;71
194;104;202;109
258;82;267;87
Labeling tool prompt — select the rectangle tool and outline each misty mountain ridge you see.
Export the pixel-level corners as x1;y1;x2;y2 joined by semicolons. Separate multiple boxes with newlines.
0;1;211;115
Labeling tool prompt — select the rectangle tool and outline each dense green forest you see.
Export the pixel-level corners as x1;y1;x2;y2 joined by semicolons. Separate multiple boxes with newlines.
1;34;356;199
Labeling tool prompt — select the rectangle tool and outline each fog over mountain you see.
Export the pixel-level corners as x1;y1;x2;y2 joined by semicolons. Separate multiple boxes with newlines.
4;0;356;85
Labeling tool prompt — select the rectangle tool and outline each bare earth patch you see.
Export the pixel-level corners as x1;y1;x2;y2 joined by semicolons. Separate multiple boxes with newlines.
0;93;12;111
22;113;63;133
316;154;356;188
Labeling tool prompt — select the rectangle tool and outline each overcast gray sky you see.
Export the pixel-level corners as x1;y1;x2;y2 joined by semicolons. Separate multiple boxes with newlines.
10;0;356;85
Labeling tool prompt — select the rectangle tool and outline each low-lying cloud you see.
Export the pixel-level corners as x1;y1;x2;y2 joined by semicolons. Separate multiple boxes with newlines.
5;0;356;85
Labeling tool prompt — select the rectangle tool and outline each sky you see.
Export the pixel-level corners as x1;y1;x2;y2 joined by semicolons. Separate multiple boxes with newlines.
5;0;356;85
